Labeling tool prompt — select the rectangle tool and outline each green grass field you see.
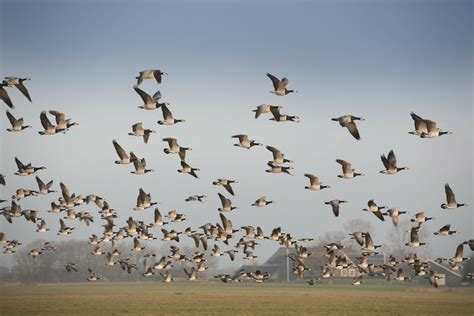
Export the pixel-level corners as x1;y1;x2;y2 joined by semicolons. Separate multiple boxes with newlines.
1;280;473;316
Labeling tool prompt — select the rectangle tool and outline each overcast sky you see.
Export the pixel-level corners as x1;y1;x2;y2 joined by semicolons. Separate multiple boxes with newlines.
0;0;472;269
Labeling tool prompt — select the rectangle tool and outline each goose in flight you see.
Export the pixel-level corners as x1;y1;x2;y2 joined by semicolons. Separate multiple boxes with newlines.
136;69;167;85
5;110;31;132
405;227;426;247
129;123;156;144
0;81;14;108
266;73;297;96
178;161;200;178
218;193;238;212
441;183;467;209
325;200;347;217
112;140;135;164
185;195;206;203
266;146;293;164
48;110;78;132
433;224;458;236
409;112;452;138
134;188;158;211
38;111;60;135
184;267;198;281
304;174;330;191
57;219;74;236
162;138;191;161
380;150;408;174
364;232;382;251
14;157;46;176
382;208;407;227
213;178;237;196
252;196;274;207
158;104;185;125
394;268;411;281
331;115;365;140
87;268;101;281
451;243;469;263
266;162;293;175
131;154;154;174
269;105;299;122
232;134;262;149
252;104;281;119
134;86;164;110
64;262;78;272
0;174;5;186
4;77;32;102
362;199;386;221
336;159;364;179
410;212;434;224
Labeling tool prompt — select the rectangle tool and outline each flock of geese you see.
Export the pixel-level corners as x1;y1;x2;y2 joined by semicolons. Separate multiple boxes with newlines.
0;72;472;286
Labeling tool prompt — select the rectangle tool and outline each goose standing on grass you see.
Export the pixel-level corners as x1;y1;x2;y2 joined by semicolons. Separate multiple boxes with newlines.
4;77;32;102
0;81;14;108
158;104;185;125
130;154;154;175
441;183;467;209
304;174;330;191
213;179;237;196
252;196;274;207
218;193;238;212
362;199;386;221
380;150;408;174
266;146;293;164
252;104;281;119
134;86;164;110
5;110;31;132
266;73;297;96
38;111;59;135
129;123;156;144
112;140;135;165
325;200;347;217
331;115;365;140
136;69;167;85
382;208;407;227
48;110;78;132
434;224;458;236
162;138;191;161
14;157;46;176
269;105;299;122
177;161;200;178
409;112;452;138
336;159;364;179
232;134;262;149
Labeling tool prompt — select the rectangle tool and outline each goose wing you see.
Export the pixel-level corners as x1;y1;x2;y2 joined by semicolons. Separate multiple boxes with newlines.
14;157;25;170
410;227;419;243
304;173;317;185
161;104;173;120
5;110;17;126
373;210;385;221
266;73;283;91
444;183;456;204
346;122;360;140
223;183;235;196
49;110;66;125
218;193;230;208
35;176;46;190
133;86;153;104
387;150;397;168
0;84;14;109
40;111;54;129
269;105;281;120
266;146;283;161
336;159;352;174
112;140;128;160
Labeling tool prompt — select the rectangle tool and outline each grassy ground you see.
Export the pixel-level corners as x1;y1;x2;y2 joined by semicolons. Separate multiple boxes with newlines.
1;280;473;315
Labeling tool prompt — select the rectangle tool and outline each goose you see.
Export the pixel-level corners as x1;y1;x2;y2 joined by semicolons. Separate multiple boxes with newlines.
213;178;237;196
394;268;411;281
177;161;200;178
57;219;74;236
464;239;474;251
434;224;458;236
130;155;154;174
224;250;238;261
298;238;314;243
325;200;348;217
266;146;293;165
451;243;469;263
87;268;101;281
218;193;238;212
382;208;407;227
141;260;154;276
409;112;452;137
304;174;330;190
336;159;364;179
38;111;60;135
380;150;408;174
211;244;224;257
91;246;105;256
28;248;42;258
64;262;78;272
118;260;137;274
35;176;55;195
362;199;386;221
184;267;198;281
162;138;191;160
321;265;333;278
295;244;312;258
0;174;5;186
290;256;311;280
160;270;173;283
14;157;46;176
0;233;6;244
252;104;282;119
76;212;94;226
185;195;206;203
266;161;293;175
161;229;181;242
232;134;262;149
158;104;184;125
131;237;145;251
12;188;38;200
4;77;32;102
243;251;258;260
129;122;156;144
166;210;186;222
136;69;167;85
441;183;467;209
5;110;31;132
410;212;434;224
134;86;164;110
112;140;135;164
364;232;382;251
352;276;363;285
269;105;299;122
331;115;365;140
153;208;168;227
0;81;14;108
190;233;205;249
405;227;426;247
252;196;274;207
22;209;41;223
266;73;297;96
134;188;157;210
48;110;78;132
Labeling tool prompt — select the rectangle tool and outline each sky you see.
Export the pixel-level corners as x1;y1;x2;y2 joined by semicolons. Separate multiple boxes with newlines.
0;0;472;270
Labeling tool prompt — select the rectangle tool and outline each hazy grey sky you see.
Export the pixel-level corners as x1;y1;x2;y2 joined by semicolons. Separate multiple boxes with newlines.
0;0;472;268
